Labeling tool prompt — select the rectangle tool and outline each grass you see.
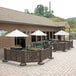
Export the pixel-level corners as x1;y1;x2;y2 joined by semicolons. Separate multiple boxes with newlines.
65;28;76;32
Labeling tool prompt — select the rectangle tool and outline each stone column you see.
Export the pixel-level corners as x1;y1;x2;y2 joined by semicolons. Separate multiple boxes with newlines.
51;32;53;40
26;31;31;48
45;31;47;40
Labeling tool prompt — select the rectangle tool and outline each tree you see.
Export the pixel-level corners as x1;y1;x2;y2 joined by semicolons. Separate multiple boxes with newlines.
34;4;44;16
44;6;48;14
24;4;55;18
34;4;54;18
44;6;50;17
51;10;54;14
44;6;54;18
44;6;48;16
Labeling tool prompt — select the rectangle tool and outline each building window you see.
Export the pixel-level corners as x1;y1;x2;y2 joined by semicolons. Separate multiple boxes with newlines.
58;35;61;41
53;32;55;39
41;31;45;40
37;36;41;41
15;37;26;48
47;32;49;40
31;36;36;42
42;36;45;40
50;32;52;39
31;31;36;42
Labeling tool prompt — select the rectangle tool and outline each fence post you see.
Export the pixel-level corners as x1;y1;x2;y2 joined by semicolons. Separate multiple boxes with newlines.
20;51;26;66
49;46;54;59
38;50;44;65
2;48;8;62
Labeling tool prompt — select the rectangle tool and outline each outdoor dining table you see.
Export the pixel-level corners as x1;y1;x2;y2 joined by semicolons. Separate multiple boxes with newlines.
10;46;23;50
29;48;41;51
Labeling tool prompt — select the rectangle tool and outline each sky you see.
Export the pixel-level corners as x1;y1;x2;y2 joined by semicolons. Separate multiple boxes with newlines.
0;0;76;19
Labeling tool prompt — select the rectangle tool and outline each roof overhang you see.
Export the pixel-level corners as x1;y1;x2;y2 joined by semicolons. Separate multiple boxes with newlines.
0;20;64;28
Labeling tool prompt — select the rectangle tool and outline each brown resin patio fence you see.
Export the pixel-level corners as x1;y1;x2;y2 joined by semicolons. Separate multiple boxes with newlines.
53;40;73;52
2;46;53;66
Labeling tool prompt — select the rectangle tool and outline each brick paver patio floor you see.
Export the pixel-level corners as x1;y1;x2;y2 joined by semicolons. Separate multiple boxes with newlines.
0;40;76;76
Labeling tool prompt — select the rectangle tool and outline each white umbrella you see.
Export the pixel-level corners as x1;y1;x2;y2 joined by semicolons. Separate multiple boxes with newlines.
54;30;69;36
6;29;28;46
30;30;47;47
54;30;69;51
54;30;69;41
6;29;28;37
30;30;47;36
0;30;7;36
